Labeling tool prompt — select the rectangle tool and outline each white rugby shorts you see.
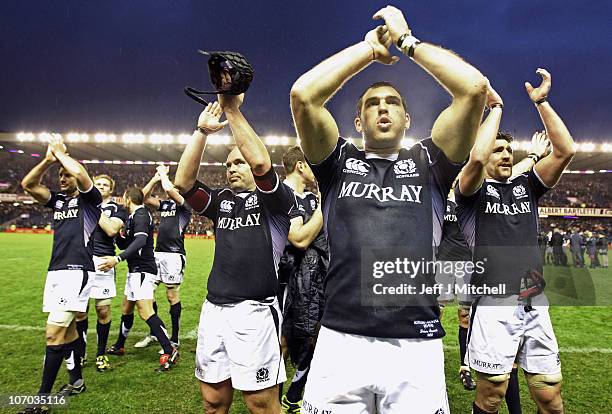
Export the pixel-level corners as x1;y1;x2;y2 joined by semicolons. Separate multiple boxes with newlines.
155;252;186;284
124;272;157;301
90;256;117;299
43;269;93;313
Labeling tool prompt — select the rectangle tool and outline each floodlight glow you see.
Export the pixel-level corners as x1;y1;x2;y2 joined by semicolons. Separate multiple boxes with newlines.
580;143;595;152
94;133;116;143
17;149;24;154
149;133;174;144
177;134;192;145
122;133;146;144
280;136;290;146
17;132;35;142
207;134;231;145
401;138;415;148
600;143;612;153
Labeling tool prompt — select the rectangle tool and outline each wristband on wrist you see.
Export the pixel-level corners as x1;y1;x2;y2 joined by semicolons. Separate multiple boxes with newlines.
397;34;421;59
535;98;547;106
490;103;504;110
527;153;540;163
196;126;209;135
396;32;411;49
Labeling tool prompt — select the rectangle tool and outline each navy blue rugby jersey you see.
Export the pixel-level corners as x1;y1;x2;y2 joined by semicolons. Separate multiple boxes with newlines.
455;169;550;294
437;199;471;261
285;186;328;253
183;169;295;304
92;200;128;257
155;200;192;255
120;206;157;274
310;137;462;339
45;186;102;271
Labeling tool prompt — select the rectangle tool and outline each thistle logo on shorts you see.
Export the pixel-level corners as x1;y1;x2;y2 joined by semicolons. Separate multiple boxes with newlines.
343;158;370;176
434;409;446;414
220;200;234;213
103;288;110;295
486;185;500;199
513;184;528;199
393;158;419;178
255;367;269;383
59;297;68;306
244;194;259;210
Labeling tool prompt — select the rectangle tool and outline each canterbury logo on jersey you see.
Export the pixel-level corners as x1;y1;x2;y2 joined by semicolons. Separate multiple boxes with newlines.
339;181;422;203
485;201;532;215
486;185;500;198
160;210;176;217
343;158;370;176
217;213;260;230
393;159;419;178
220;200;234;213
54;209;79;220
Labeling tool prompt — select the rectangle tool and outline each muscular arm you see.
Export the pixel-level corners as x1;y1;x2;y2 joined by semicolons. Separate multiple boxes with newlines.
525;69;576;187
21;158;55;204
142;175;161;210
98;214;124;237
221;96;271;176
374;6;487;162
288;208;324;250
458;107;502;195
291;26;398;164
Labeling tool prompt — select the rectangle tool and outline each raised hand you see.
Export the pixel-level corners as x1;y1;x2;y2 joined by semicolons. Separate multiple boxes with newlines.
364;25;400;65
48;135;67;157
156;165;169;177
218;93;244;111
525;68;551;103
44;143;57;163
197;101;228;135
372;5;411;46
529;130;551;158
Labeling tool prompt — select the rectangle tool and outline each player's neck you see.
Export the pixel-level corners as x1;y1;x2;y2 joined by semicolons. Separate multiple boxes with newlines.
129;204;144;214
102;196;111;204
284;174;305;194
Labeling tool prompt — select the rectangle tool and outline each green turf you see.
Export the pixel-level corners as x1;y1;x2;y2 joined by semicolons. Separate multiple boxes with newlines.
0;233;610;413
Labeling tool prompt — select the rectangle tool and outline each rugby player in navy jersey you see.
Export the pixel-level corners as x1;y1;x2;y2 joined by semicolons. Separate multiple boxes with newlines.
133;165;192;350
279;146;327;413
20;136;102;412
175;94;295;414
97;187;178;372
455;69;575;414
290;5;487;412
71;174;127;373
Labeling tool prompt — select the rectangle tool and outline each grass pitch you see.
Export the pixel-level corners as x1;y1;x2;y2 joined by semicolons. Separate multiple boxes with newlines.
0;233;610;413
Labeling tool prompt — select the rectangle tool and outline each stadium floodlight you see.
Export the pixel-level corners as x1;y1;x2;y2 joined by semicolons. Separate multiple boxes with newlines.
66;132;90;143
94;133;116;143
169;161;178;165
122;133;146;144
601;143;612;153
17;149;24;154
401;137;415;148
579;142;596;152
207;134;231;145
17;132;35;142
177;134;192;145
280;136;290;146
266;136;280;146
149;133;174;144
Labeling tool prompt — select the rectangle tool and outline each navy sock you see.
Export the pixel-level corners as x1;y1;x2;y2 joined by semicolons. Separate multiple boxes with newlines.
64;339;83;385
150;301;158;336
169;302;181;343
38;344;64;394
96;320;111;356
286;342;315;403
76;318;88;358
115;313;134;348
459;326;468;367
505;367;522;414
146;314;172;354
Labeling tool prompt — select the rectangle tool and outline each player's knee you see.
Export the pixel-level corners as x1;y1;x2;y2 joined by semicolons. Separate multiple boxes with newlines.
243;395;277;414
75;311;87;321
526;372;562;390
96;304;111;321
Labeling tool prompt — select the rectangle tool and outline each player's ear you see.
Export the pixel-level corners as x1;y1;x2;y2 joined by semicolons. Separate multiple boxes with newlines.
354;117;362;133
405;112;411;130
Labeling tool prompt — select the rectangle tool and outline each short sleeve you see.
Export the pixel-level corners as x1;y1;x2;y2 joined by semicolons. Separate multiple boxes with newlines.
182;180;223;222
526;169;551;200
418;138;465;199
254;168;294;215
112;205;128;223
79;185;103;207
44;191;61;210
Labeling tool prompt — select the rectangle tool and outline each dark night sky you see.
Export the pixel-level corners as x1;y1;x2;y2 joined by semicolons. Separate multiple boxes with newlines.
1;0;611;142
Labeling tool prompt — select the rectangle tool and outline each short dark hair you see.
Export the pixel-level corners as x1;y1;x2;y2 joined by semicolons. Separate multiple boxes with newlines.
124;187;144;205
282;146;307;174
496;131;514;143
356;81;408;117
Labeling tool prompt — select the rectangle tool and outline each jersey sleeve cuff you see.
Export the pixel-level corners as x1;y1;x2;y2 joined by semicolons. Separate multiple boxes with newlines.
532;167;553;189
182;181;213;214
254;168;279;193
